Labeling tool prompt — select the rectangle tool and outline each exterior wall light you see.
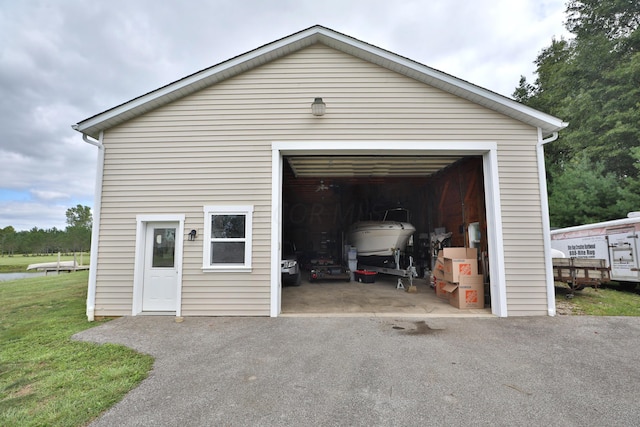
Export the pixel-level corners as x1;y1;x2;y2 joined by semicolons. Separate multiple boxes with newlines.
311;97;326;116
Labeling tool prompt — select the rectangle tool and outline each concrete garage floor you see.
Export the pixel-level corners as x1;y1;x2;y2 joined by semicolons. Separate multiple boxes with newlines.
281;273;493;317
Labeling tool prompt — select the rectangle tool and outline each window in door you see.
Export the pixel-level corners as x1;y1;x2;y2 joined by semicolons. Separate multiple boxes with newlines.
152;228;176;268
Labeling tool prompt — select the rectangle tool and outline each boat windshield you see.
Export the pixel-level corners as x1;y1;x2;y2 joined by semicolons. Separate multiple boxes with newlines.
383;209;409;222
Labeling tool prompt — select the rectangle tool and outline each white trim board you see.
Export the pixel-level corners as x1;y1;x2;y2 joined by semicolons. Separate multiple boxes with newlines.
133;214;185;317
270;140;507;317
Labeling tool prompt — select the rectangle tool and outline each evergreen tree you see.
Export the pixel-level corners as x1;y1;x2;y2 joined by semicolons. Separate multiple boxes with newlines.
515;1;640;226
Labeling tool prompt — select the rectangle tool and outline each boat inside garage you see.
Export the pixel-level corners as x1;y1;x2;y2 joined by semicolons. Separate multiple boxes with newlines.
280;154;493;316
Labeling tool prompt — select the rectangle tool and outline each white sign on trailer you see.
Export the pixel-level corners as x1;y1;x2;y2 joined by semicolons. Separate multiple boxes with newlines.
550;233;608;260
550;217;640;283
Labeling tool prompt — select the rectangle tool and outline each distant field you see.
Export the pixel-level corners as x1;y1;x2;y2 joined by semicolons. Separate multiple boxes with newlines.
0;253;90;273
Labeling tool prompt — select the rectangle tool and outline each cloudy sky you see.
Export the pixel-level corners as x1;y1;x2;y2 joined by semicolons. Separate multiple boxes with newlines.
0;0;571;231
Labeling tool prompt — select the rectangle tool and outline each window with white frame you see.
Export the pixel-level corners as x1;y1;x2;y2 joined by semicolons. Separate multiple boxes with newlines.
202;205;253;272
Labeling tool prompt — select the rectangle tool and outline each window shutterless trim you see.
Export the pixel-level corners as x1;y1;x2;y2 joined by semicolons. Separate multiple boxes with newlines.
202;205;253;272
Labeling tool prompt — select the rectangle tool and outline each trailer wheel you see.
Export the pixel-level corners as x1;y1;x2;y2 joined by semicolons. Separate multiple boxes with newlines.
569;283;585;291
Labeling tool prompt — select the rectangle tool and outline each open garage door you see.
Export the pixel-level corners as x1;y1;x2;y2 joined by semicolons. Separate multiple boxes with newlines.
270;141;507;317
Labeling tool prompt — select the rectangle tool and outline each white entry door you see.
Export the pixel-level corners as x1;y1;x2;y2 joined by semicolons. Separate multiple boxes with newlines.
142;222;179;311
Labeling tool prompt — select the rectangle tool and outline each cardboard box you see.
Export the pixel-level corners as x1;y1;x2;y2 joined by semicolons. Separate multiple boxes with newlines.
432;267;448;298
439;247;477;260
433;255;446;275
445;275;484;309
441;247;478;283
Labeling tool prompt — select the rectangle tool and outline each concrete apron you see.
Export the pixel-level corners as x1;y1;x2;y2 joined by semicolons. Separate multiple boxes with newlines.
281;275;493;317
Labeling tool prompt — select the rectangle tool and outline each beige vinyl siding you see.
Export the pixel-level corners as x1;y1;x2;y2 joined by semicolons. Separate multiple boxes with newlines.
498;141;548;316
95;43;548;316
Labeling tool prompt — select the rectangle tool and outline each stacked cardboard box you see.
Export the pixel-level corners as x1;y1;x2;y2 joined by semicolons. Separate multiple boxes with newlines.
432;256;448;299
432;247;484;309
434;274;449;299
444;275;485;309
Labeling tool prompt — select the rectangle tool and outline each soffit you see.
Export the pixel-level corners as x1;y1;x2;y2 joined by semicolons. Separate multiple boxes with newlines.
286;155;465;178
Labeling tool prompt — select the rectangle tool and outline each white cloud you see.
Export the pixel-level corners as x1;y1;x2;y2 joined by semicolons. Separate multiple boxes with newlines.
0;0;570;231
30;190;71;201
0;201;69;231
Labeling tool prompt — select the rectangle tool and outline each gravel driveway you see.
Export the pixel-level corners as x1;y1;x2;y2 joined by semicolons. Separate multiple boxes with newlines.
74;315;640;426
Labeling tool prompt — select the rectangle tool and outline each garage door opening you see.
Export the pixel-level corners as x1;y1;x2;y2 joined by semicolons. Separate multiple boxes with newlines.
279;152;492;316
270;141;507;317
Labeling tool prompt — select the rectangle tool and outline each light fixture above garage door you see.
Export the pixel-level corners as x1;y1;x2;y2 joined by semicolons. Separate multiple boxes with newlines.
286;155;464;177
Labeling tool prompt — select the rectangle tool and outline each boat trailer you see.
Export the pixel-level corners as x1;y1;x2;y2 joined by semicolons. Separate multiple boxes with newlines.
359;250;418;291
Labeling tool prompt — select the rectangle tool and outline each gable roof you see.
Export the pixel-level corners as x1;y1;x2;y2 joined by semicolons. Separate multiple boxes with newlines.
73;25;567;139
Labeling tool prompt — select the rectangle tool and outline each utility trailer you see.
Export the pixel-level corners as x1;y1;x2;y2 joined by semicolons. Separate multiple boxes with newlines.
552;258;610;295
550;213;640;290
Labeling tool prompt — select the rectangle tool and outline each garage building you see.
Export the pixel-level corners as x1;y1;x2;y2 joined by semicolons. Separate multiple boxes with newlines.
73;26;567;320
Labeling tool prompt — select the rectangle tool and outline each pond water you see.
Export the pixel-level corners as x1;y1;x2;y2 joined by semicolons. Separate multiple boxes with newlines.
0;272;46;282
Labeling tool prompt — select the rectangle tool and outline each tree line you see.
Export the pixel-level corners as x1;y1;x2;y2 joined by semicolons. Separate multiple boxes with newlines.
0;205;92;256
515;0;640;228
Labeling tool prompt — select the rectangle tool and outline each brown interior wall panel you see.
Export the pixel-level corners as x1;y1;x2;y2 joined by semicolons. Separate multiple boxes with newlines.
429;157;486;251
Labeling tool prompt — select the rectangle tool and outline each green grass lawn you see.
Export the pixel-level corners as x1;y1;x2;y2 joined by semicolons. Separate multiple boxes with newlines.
555;283;640;316
0;253;90;273
0;271;153;427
